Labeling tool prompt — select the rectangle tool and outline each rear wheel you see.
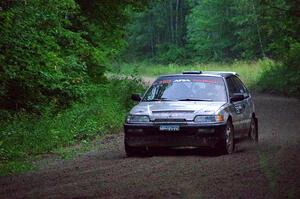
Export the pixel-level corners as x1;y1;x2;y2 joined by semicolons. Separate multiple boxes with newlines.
217;121;235;155
249;117;258;142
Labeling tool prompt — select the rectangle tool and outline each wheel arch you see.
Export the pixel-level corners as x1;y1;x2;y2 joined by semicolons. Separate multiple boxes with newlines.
227;115;233;123
227;115;235;132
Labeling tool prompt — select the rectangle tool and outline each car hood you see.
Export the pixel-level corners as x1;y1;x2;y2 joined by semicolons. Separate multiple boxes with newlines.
130;101;227;121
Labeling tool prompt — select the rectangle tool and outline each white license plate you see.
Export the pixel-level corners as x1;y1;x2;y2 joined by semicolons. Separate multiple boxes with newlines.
159;125;180;131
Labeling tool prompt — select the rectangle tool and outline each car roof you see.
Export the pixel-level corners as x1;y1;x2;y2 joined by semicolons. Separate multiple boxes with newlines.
157;71;239;79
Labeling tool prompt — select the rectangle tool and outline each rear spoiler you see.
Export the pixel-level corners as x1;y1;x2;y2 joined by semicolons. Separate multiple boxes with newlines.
203;71;239;76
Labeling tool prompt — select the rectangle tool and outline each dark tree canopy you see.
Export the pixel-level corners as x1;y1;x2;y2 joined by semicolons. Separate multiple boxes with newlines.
0;0;148;111
123;0;300;65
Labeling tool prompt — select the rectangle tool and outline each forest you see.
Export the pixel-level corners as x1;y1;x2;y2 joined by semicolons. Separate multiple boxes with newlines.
124;0;300;64
0;0;300;174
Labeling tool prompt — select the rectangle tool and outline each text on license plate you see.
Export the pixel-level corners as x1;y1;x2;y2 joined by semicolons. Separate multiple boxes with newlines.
159;125;180;131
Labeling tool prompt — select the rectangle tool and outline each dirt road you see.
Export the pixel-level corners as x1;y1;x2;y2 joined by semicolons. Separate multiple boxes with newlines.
1;91;300;199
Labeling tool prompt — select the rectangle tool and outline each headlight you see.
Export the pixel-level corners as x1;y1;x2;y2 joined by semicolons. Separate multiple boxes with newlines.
127;115;150;123
194;115;224;123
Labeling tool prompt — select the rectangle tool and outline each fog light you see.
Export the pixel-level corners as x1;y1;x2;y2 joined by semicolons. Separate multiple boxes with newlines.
198;129;214;133
127;129;143;133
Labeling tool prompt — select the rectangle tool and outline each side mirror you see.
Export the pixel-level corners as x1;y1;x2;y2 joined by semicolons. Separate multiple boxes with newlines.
230;93;245;103
131;93;141;101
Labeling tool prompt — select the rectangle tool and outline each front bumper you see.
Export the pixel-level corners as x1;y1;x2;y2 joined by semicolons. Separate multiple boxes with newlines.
124;123;227;148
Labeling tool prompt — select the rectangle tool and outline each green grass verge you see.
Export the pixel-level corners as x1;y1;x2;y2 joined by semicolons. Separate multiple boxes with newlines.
0;78;144;176
110;60;271;88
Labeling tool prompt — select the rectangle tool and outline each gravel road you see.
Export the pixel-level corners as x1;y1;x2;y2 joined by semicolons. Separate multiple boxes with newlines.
1;91;300;199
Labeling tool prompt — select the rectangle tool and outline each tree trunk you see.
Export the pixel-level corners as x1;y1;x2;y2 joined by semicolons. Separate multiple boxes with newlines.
180;0;185;46
169;0;174;43
151;36;155;57
148;13;155;57
251;0;266;58
175;0;180;45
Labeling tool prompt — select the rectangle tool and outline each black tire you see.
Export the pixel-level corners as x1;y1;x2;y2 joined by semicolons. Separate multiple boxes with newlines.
249;117;258;142
217;121;235;155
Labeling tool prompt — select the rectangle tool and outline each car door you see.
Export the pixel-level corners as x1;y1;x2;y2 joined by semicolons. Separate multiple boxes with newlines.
226;77;244;135
232;77;252;133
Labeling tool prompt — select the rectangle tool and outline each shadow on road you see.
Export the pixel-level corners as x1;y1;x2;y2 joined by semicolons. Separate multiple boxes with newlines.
99;147;222;161
149;147;219;157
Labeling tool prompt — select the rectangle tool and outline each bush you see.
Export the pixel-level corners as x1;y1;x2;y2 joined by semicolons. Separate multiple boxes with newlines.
0;78;144;174
154;44;188;64
0;0;136;112
284;42;300;69
258;42;300;97
258;63;300;97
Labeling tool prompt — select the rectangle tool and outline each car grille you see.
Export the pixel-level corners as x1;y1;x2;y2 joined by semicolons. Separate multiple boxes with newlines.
152;110;194;114
154;118;186;123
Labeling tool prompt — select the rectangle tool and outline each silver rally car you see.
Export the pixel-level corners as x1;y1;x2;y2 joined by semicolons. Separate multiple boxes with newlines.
124;71;258;156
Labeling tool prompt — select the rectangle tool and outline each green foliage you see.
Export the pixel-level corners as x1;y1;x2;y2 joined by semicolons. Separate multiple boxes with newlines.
284;42;300;68
155;44;188;64
123;0;188;62
258;62;300;97
0;78;145;175
0;0;149;176
124;0;300;64
0;160;34;176
0;0;87;111
0;0;147;112
112;60;266;88
187;0;237;61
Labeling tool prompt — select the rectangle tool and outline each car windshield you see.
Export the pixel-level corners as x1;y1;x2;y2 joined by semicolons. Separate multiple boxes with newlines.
143;76;227;102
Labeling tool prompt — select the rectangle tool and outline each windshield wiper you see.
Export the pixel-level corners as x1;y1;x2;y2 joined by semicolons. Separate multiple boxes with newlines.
147;98;175;101
178;98;213;101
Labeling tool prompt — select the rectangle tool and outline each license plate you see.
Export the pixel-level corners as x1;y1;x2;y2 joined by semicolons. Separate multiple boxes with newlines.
159;125;180;131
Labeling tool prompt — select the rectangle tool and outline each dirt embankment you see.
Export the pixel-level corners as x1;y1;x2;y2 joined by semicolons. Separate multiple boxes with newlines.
0;92;300;199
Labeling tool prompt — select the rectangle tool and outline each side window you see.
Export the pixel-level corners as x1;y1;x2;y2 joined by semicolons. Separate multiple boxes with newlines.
232;77;249;97
226;77;238;97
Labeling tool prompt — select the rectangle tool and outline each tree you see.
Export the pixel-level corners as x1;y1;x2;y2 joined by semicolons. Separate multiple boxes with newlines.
124;0;189;63
187;0;238;61
0;0;148;111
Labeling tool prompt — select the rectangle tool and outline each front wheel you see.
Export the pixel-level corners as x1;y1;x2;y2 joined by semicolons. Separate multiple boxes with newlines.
249;117;258;142
217;121;235;155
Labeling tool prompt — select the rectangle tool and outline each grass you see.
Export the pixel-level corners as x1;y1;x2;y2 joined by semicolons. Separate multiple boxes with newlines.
52;139;95;160
110;60;271;88
0;160;35;176
0;78;144;176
